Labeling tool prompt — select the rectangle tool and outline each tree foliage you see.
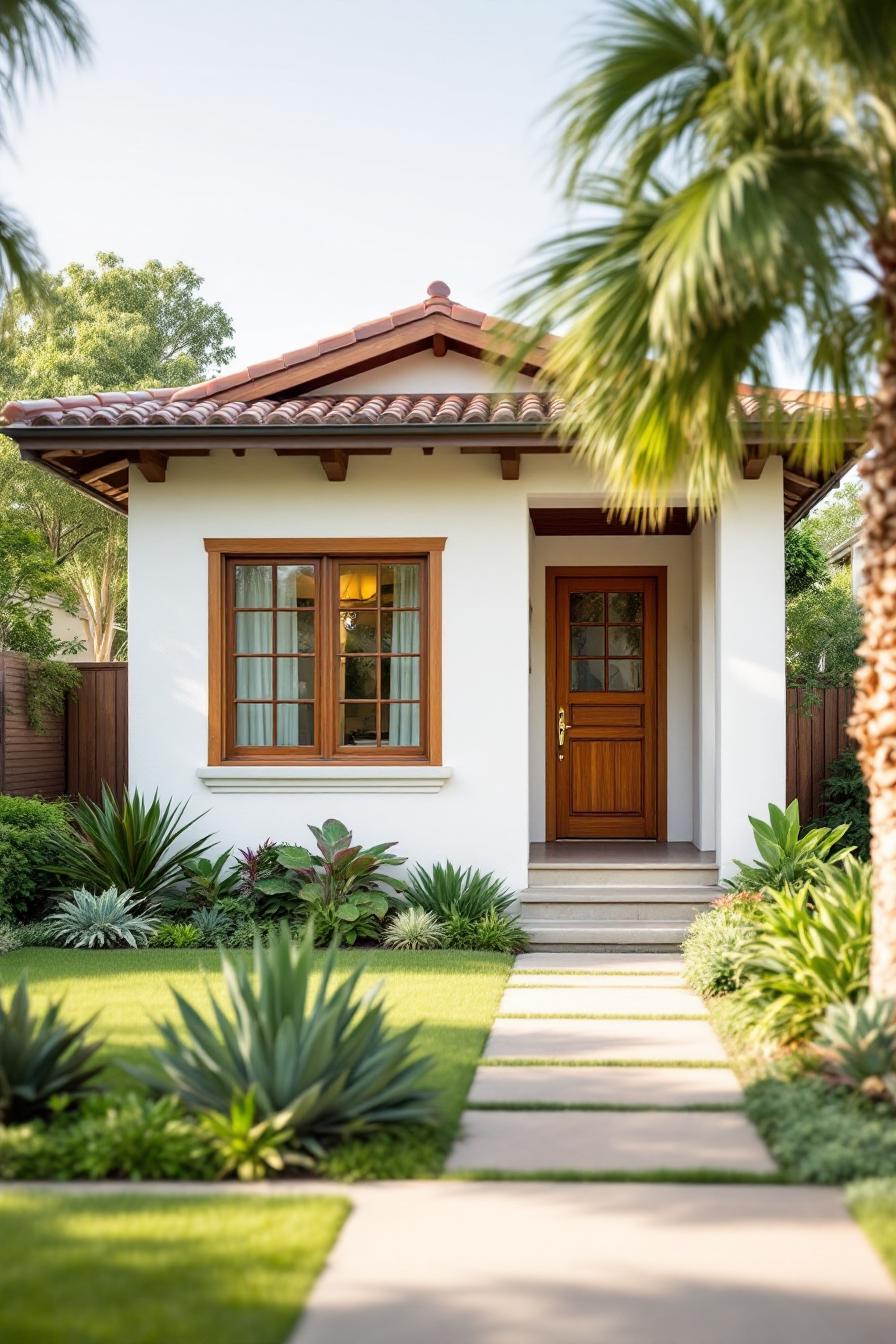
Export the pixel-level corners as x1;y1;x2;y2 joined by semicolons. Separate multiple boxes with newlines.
0;518;79;660
800;479;863;555
785;527;829;598
786;567;862;692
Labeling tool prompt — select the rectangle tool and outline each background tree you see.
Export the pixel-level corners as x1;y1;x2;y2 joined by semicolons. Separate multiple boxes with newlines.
786;568;863;692
785;528;829;599
0;252;235;658
510;0;896;998
799;479;863;555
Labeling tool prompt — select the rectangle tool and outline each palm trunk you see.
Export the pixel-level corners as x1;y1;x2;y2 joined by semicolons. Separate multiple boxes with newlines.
850;214;896;1001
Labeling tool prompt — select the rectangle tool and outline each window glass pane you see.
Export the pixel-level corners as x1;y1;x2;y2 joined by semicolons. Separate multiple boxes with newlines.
276;611;315;653
382;702;420;747
339;565;378;606
236;703;272;746
236;657;272;699
276;564;315;608
235;565;272;608
609;592;643;623
382;657;420;700
570;592;604;622
608;626;643;656
342;657;377;699
277;657;314;699
571;660;605;691
339;608;377;653
342;702;377;746
382;610;420;654
381;564;420;608
236;611;272;654
276;703;314;746
570;626;605;657
608;659;643;691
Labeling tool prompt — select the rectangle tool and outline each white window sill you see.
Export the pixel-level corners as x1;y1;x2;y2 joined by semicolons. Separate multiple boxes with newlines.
196;765;453;794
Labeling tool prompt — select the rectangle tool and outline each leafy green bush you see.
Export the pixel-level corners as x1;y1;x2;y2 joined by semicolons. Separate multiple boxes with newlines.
786;568;862;695
732;858;871;1044
190;906;231;945
682;902;761;997
745;1075;896;1183
727;800;851;894
253;819;405;925
815;997;896;1104
302;888;391;946
785;527;829;598
51;786;214;906
0;922;22;954
817;750;870;861
0;794;69;922
48;886;159;949
0;974;103;1122
403;861;514;920
200;1089;303;1181
443;907;527;953
383;908;446;950
176;851;242;911
133;923;436;1160
151;921;203;950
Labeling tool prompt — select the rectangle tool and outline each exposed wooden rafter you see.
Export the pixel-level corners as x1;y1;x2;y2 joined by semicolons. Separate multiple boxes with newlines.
135;450;167;483
500;448;521;481
319;448;348;482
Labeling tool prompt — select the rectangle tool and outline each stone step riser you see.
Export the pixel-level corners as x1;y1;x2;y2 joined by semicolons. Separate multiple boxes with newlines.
521;901;707;922
528;865;720;888
520;884;722;903
522;922;688;946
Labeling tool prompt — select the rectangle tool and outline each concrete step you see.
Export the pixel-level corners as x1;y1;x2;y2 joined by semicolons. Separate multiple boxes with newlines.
520;884;721;904
522;919;688;947
520;886;720;926
528;863;720;888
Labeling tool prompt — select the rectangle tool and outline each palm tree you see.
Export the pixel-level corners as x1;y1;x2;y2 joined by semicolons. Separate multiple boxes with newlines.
0;2;88;304
510;0;896;998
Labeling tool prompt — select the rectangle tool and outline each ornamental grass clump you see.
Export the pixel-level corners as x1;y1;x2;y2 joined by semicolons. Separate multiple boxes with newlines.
132;922;436;1161
48;886;160;950
402;861;514;920
383;907;445;950
682;898;763;998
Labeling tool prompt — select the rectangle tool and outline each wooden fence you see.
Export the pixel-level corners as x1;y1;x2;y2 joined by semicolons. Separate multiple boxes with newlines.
0;654;66;798
786;686;855;821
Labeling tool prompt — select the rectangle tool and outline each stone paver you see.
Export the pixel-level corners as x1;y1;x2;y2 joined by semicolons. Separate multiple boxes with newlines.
515;952;684;973
484;1015;727;1062
446;1110;775;1174
468;1063;743;1107
499;984;705;1017
293;1182;896;1344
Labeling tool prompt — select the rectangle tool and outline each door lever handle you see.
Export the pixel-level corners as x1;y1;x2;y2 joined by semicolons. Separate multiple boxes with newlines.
557;706;567;758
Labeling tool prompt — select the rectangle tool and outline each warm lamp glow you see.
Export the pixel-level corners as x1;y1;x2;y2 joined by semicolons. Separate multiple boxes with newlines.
339;570;378;603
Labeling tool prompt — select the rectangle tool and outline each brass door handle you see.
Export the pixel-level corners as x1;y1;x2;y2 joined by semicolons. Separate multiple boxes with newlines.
557;707;567;757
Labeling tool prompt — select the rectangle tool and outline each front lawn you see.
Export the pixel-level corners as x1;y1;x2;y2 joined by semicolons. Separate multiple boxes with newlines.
0;947;510;1178
0;1193;348;1344
847;1179;896;1283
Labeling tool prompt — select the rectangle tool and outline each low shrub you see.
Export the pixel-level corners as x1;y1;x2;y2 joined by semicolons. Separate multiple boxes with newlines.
682;902;761;997
815;997;896;1104
190;906;232;944
16;919;57;947
383;908;446;950
48;886;160;950
0;922;22;954
200;1089;304;1181
132;923;436;1161
403;861;514;920
443;908;527;953
726;800;852;894
151;921;203;950
0;795;69;922
745;1075;896;1183
817;750;870;861
302;888;391;946
253;819;405;925
732;858;871;1044
0;974;103;1123
180;851;241;907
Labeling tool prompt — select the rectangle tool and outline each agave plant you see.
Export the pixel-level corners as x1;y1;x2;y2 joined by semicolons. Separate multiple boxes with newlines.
727;801;852;895
51;786;214;906
402;860;514;920
254;818;405;922
383;907;446;951
0;974;103;1122
190;906;232;944
48;886;160;950
815;997;896;1105
131;923;435;1155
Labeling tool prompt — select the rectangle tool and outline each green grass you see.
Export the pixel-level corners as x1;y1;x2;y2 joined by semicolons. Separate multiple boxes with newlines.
847;1179;896;1283
0;1192;349;1344
0;947;510;1179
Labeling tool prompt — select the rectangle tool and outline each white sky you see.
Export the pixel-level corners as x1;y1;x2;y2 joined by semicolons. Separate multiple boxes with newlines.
4;0;811;386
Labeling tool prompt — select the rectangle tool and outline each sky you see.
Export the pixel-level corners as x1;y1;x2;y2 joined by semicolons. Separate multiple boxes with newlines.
3;0;598;376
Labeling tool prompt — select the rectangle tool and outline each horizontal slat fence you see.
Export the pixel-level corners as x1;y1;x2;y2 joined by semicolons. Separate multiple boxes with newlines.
0;654;66;797
65;662;128;803
786;686;854;822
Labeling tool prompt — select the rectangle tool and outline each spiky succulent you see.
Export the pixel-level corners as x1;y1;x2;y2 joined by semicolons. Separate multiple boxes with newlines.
816;997;896;1104
383;907;446;950
0;974;103;1122
48;886;159;949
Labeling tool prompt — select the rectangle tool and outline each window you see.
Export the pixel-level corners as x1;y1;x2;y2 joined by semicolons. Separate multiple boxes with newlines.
206;539;443;764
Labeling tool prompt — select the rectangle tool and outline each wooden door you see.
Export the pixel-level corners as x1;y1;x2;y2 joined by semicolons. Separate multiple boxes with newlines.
547;569;666;840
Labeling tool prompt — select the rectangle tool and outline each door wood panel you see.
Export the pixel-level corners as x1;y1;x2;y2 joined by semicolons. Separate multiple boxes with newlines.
546;567;667;840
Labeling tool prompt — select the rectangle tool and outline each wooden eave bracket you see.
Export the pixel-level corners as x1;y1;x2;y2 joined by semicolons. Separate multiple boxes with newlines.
135;450;167;483
500;448;521;480
319;448;348;482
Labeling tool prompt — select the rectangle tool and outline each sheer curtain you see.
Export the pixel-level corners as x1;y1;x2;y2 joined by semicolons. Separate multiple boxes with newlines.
236;566;272;746
387;565;420;747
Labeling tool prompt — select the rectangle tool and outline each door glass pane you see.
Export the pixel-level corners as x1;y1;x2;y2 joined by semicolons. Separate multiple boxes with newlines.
608;626;643;656
571;660;605;691
236;703;272;746
277;657;314;699
236;657;271;699
342;657;377;699
276;611;314;653
235;565;271;607
342;702;377;745
382;610;420;654
381;564;420;608
570;592;604;623
276;703;314;746
236;611;272;653
339;565;378;606
608;659;643;691
381;702;420;747
340;608;377;652
276;564;315;607
570;626;605;657
608;592;643;623
382;657;420;700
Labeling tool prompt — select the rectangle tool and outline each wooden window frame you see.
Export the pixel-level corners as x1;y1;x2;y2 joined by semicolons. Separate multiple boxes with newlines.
205;538;444;766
